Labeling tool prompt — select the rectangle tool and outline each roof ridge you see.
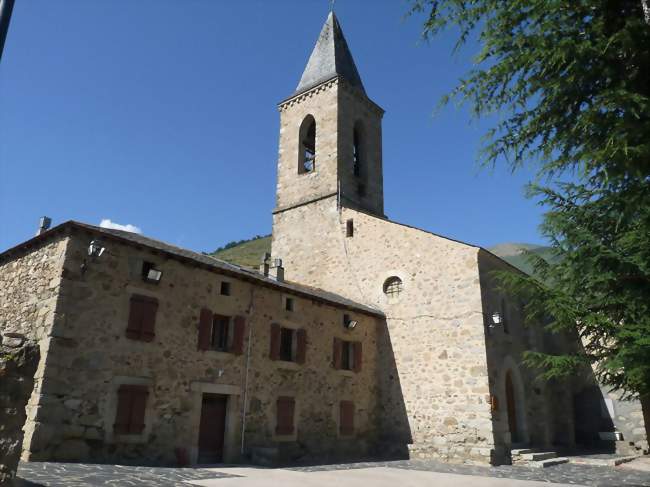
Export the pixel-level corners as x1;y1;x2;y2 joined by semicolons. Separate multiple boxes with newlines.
0;220;384;317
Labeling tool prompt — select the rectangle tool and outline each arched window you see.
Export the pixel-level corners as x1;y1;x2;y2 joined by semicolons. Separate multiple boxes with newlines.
298;116;316;174
353;125;362;177
383;276;403;297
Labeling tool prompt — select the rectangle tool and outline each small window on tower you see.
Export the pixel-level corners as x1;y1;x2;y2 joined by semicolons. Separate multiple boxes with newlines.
353;127;361;177
299;116;316;174
346;219;354;237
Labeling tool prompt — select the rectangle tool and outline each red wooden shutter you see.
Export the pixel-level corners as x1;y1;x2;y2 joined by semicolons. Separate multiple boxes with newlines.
198;308;212;351
270;323;281;360
353;341;363;373
232;316;246;355
127;295;157;341
276;396;295;435
140;298;158;342
332;337;342;369
129;386;148;434
340;400;354;435
114;386;132;434
295;329;307;364
126;297;145;340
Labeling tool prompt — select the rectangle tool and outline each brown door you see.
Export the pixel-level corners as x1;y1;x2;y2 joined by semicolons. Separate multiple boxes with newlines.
506;371;518;442
198;394;227;463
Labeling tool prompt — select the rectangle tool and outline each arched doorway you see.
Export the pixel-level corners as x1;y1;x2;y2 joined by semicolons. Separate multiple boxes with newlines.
505;371;519;442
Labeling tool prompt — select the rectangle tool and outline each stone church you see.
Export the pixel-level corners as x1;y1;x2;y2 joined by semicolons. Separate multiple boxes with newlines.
1;12;647;469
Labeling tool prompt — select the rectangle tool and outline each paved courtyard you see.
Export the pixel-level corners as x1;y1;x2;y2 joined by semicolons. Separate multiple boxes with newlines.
12;459;650;487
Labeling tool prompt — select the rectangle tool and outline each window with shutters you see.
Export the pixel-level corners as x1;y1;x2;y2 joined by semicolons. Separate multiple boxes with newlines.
198;309;245;355
270;324;306;364
339;400;355;436
279;328;294;361
211;315;231;352
126;295;158;342
341;341;354;370
114;384;148;435
276;396;295;435
333;338;362;373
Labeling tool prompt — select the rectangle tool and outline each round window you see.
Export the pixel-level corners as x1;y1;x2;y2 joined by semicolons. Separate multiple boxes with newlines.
383;276;403;297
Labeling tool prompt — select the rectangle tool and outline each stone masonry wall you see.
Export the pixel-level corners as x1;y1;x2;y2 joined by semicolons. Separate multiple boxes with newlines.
0;336;39;485
0;235;69;464
23;230;380;466
479;250;648;457
336;80;384;217
273;200;496;464
478;250;576;461
276;79;384;217
276;80;340;212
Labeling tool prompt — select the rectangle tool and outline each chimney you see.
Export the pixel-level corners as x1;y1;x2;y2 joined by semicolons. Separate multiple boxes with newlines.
259;254;284;282
269;258;285;282
36;216;51;236
259;253;271;277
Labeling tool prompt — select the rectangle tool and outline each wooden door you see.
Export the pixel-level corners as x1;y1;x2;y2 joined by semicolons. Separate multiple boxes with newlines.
505;371;518;442
198;394;227;464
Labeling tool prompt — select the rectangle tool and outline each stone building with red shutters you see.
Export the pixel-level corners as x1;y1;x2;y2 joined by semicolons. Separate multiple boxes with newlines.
0;12;647;469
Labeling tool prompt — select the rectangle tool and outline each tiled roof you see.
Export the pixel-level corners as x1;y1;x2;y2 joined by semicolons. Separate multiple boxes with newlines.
0;221;384;318
293;12;365;97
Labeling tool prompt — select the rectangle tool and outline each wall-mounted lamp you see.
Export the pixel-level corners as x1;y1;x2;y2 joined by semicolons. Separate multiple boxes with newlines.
81;239;107;275
344;314;358;329
491;311;503;326
142;261;163;284
88;239;106;258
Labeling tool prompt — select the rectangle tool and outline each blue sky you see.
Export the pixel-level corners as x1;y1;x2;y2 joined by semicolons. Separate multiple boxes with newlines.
0;0;544;253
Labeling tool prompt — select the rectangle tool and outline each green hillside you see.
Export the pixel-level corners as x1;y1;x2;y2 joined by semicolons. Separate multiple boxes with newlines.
211;235;272;269
487;243;554;275
210;234;551;275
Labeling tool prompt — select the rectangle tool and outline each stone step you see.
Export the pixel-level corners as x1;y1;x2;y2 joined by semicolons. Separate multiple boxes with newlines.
511;448;535;456
520;452;558;462
528;457;569;468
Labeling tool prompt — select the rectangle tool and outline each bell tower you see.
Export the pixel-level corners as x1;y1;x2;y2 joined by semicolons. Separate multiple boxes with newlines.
273;12;385;217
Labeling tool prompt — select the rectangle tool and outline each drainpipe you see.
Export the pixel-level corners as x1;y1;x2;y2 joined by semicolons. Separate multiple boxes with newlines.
240;286;255;457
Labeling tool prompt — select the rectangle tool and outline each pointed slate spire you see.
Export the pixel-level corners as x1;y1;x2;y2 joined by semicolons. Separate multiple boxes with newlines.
294;12;366;96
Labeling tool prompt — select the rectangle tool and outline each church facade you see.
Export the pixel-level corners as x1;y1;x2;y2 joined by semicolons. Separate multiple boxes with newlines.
1;13;647;468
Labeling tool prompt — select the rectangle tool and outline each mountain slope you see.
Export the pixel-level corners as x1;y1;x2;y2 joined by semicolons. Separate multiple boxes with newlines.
211;236;271;269
488;243;554;275
210;234;550;275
